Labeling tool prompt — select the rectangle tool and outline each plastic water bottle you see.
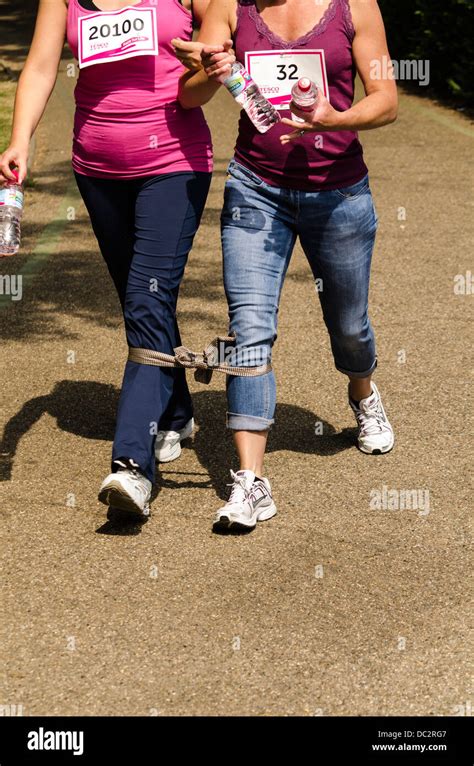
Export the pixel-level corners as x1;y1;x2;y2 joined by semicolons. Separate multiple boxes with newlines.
290;77;319;122
0;178;24;256
223;63;280;134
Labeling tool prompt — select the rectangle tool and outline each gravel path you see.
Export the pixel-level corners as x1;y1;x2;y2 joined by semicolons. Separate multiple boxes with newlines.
1;0;472;716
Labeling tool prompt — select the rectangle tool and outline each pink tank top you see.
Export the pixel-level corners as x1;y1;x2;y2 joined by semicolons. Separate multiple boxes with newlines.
67;0;213;178
233;0;367;190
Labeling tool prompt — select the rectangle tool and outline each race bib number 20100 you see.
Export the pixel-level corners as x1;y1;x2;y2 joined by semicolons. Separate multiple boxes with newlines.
245;49;329;109
78;6;158;69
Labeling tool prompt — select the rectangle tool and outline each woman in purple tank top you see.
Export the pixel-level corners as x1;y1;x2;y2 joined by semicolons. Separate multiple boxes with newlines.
180;0;398;530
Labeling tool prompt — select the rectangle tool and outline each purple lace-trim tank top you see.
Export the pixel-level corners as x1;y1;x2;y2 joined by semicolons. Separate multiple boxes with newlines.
233;0;368;190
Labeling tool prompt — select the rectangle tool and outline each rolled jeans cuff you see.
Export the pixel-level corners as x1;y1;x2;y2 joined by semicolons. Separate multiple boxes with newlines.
226;411;274;431
336;357;378;379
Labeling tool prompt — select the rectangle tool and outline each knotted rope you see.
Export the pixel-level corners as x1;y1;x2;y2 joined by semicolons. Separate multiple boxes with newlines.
128;334;271;384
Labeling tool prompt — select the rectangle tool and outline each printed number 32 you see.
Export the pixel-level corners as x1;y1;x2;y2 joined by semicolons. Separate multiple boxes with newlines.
276;64;298;80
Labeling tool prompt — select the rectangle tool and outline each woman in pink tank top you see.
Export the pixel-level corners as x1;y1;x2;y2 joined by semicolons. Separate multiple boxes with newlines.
180;0;399;531
68;0;213;177
0;0;226;517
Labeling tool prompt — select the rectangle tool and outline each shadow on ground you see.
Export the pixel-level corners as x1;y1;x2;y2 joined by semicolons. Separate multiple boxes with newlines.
174;390;355;500
0;381;118;482
0;380;356;490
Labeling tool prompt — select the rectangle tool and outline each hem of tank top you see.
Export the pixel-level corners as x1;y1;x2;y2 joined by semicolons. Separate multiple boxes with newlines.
232;156;368;192
242;0;340;49
71;163;213;180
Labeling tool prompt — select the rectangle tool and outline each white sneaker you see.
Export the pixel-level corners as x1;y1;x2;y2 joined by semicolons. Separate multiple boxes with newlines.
154;417;194;463
213;469;277;531
98;458;152;516
349;382;394;454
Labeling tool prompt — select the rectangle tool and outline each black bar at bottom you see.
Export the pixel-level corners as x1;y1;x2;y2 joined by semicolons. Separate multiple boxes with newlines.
0;716;471;764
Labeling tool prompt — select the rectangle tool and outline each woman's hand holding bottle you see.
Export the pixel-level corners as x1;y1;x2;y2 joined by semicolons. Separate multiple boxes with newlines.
281;85;343;144
0;144;28;186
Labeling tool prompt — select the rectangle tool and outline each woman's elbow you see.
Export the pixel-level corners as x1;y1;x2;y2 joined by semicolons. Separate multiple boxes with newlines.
388;87;399;123
177;76;201;110
177;90;197;109
383;93;399;125
386;107;398;125
177;81;190;109
178;94;195;110
389;95;399;123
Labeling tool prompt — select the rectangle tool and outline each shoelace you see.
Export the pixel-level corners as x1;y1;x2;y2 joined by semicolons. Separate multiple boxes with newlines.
128;470;150;500
114;460;148;493
226;471;251;505
356;400;386;436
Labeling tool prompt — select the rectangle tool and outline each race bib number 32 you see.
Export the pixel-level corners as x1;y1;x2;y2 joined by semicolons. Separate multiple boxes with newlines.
245;49;329;109
78;7;158;69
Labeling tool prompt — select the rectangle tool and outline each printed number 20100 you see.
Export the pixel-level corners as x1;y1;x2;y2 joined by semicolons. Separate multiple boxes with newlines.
89;17;145;40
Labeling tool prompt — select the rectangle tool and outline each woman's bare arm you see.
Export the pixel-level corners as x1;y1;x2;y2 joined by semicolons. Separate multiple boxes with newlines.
177;0;236;109
0;0;67;183
171;0;227;73
189;0;212;27
281;0;398;140
339;0;398;129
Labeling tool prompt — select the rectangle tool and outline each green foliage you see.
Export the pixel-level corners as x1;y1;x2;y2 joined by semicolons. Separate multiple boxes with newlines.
378;0;474;104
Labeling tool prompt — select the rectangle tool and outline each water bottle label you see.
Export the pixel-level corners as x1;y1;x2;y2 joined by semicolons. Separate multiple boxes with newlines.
245;49;329;109
225;69;253;98
0;187;24;210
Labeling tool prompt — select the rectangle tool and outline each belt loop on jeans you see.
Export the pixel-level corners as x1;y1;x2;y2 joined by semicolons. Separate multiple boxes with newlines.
127;333;272;385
